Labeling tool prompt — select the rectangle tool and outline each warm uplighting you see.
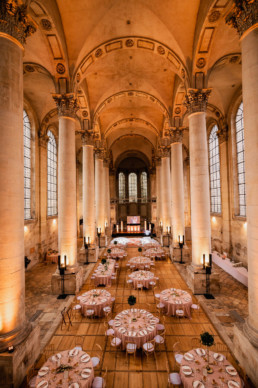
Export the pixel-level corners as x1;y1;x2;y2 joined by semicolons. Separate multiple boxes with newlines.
53;219;56;225
202;253;209;268
97;227;101;234
24;225;28;233
84;236;90;244
212;216;216;223
166;226;171;234
116;224;119;232
144;220;147;230
244;222;247;229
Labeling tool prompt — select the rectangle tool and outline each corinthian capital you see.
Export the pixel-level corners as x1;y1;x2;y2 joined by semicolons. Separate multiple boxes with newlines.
168;127;185;144
217;124;228;144
0;0;36;46
81;130;95;146
159;146;170;158
226;0;258;37
52;93;79;119
184;88;212;115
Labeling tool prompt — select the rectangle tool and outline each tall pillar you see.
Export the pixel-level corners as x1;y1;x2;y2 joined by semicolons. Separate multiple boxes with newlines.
160;148;172;231
82;132;95;244
53;94;78;268
0;4;40;385
217;126;231;253
103;157;110;228
170;128;185;243
185;89;212;267
95;151;105;234
226;4;258;383
156;158;162;226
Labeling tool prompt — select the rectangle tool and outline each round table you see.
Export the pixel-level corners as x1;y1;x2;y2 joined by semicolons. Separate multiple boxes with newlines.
143;248;165;259
80;289;112;317
46;252;59;264
35;349;94;388
129;270;155;289
160;288;192;317
94;259;115;286
180;348;241;388
107;248;126;259
128;256;152;269
113;308;158;349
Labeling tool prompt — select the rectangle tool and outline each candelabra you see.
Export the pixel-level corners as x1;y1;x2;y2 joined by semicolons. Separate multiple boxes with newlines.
84;237;90;265
97;228;101;248
57;255;67;299
178;235;185;264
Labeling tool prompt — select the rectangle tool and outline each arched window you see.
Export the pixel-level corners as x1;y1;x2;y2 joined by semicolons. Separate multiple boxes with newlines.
47;130;57;216
140;171;147;202
129;173;137;202
118;172;125;203
209;125;221;214
23;110;31;220
235;102;246;217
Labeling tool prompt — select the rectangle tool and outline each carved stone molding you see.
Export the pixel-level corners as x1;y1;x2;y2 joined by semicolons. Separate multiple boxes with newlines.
0;0;36;46
217;124;228;144
81;130;95;146
184;88;212;114
38;133;49;148
159;146;170;158
52;93;79;119
155;156;161;167
168;128;185;144
94;147;105;160
226;0;258;37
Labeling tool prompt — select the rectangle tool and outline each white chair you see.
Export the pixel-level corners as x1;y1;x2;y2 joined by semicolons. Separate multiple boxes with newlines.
173;342;183;365
108;319;114;327
125;341;137;358
74;335;84;351
86;309;95;319
175;309;184;318
92;368;107;388
154;329;165;349
143;339;155;358
104;321;114;337
110;334;122;352
103;306;111;314
127;278;133;288
149;280;156;289
91;344;102;368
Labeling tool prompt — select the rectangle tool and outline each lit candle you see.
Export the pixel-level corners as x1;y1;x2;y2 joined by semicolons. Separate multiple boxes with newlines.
88;236;91;245
144;220;147;230
149;223;151;231
116;224;119;233
121;221;123;231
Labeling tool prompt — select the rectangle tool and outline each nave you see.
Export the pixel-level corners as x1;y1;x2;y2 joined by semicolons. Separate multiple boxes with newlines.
25;244;253;388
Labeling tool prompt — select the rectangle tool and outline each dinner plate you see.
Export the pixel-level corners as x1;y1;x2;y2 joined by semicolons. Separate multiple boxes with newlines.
51;353;62;362
37;381;48;388
195;348;206;356
114;323;121;327
227;381;240;387
69;348;79;357
38;366;49;377
226;366;238;376
181;366;192;376
184;352;195;361
192;381;205;388
69;383;80;388
213;353;224;362
81;354;90;363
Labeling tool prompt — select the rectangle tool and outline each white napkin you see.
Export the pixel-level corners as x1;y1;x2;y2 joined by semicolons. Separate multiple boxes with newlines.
69;383;80;388
193;381;205;388
228;381;240;388
184;352;194;361
69;348;79;357
226;366;237;376
181;365;192;375
213;352;224;361
37;381;48;388
38;366;49;377
81;368;91;378
195;348;205;356
51;353;61;362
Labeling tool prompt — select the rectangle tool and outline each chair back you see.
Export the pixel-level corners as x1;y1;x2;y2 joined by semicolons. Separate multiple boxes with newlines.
172;341;181;354
74;335;84;348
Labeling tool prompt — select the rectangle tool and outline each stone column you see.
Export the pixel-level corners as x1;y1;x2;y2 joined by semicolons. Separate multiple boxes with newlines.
185;89;212;267
103;157;110;228
82;132;95;244
95;150;105;234
160;148;172;231
156;158;162;226
226;3;258;382
38;133;48;258
53;94;78;268
217;126;231;253
170;128;185;243
0;3;40;385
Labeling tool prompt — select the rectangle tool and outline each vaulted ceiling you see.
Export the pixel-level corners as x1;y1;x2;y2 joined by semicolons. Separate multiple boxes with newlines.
24;0;242;165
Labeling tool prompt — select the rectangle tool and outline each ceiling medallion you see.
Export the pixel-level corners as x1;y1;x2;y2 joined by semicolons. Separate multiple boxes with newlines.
157;45;165;55
56;63;65;74
40;18;52;30
175;107;181;114
196;57;206;69
126;39;134;47
82;110;88;117
95;48;103;57
208;10;221;23
76;73;81;82
24;64;34;72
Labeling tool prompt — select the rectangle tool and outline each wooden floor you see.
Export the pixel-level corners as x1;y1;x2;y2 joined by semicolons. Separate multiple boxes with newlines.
34;247;249;387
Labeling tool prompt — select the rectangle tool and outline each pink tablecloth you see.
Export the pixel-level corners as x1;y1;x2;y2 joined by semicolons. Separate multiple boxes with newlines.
106;248;126;259
143;248;165;259
113;308;158;349
160;288;192;317
128;256;152;269
46;253;59;263
180;349;241;388
129;270;155;289
80;289;112;317
94;259;115;286
35;349;94;388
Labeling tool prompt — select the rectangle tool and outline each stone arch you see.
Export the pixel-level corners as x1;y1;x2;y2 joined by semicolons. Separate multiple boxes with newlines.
104;118;159;138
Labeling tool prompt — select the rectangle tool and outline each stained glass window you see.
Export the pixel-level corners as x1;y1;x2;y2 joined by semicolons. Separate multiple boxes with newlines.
235;102;246;217
47;130;57;216
129;173;137;202
140;172;147;202
209;125;221;213
118;172;125;203
23;110;31;220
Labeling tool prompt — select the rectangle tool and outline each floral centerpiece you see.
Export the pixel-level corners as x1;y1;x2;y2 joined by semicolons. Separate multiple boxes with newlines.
138;247;142;253
128;295;136;306
101;258;107;265
200;332;214;372
114;240;118;245
56;364;73;374
107;248;111;254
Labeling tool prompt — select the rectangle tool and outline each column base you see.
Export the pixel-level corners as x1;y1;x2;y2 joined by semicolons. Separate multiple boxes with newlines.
162;235;171;247
186;265;220;295
0;323;40;388
78;246;99;264
233;323;258;385
51;266;84;295
100;235;107;248
172;246;191;263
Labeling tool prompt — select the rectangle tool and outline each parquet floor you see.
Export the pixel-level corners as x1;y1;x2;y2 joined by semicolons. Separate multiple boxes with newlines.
34;247;251;387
